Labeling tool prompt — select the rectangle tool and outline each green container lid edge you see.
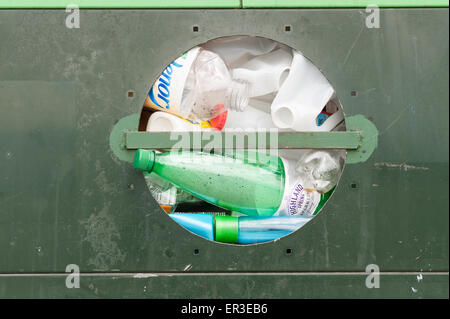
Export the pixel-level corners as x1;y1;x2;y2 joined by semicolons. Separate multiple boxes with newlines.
0;0;447;9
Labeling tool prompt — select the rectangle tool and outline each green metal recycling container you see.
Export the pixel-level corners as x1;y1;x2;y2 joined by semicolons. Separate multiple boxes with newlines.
0;0;448;298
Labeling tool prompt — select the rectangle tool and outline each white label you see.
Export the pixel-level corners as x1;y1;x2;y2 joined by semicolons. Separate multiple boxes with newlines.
274;158;321;216
285;182;321;216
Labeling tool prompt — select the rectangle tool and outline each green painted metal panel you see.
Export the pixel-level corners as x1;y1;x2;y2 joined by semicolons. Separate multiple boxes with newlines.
0;9;448;298
0;273;448;298
0;0;241;9
243;0;449;8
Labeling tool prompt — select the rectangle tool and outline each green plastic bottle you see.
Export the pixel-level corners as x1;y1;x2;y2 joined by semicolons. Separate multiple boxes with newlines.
133;149;285;216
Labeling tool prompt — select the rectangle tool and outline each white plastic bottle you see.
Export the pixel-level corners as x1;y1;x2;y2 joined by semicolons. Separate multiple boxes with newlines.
146;111;210;132
223;105;276;130
144;47;249;124
271;50;344;132
232;48;292;98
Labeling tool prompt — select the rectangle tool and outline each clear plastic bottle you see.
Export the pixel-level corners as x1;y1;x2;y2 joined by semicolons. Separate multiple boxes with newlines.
295;150;345;193
180;48;250;122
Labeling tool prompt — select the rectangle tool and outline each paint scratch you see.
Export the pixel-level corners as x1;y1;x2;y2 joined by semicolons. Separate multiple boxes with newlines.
374;162;430;171
378;105;410;136
343;26;365;67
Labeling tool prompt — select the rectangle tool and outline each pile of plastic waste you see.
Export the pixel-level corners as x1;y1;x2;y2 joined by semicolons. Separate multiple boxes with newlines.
136;36;346;244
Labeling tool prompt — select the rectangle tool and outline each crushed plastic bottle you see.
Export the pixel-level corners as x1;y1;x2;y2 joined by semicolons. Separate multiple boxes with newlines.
144;47;249;125
294;149;345;193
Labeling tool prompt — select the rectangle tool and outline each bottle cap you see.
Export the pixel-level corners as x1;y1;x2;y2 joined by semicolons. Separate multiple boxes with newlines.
160;205;172;213
133;149;156;172
209;109;228;131
215;216;239;243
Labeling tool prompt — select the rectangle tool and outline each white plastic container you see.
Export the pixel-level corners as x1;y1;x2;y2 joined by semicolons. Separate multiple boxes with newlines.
223;106;276;130
232;48;292;98
202;36;279;69
146;111;211;132
271;50;344;131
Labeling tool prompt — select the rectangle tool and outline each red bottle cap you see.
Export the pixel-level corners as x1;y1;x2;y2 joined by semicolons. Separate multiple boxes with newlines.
209;107;228;131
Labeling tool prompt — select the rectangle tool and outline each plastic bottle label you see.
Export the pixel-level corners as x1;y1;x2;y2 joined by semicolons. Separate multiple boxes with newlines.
148;47;200;113
144;47;215;129
285;182;321;216
275;158;321;216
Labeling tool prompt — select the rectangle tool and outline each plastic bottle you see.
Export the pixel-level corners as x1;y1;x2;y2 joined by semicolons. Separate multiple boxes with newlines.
169;213;214;241
144;171;177;213
236;230;292;244
222;105;275;130
270;50;344;131
231;48;292;98
202;36;279;69
215;216;299;244
134;149;333;217
238;215;313;232
168;214;294;244
146;111;210;132
134;149;285;216
144;46;249;125
295;150;345;193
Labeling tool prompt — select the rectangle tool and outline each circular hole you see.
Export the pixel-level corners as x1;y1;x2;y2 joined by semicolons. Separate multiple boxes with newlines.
272;106;295;128
286;248;293;255
138;36;347;246
193;249;200;255
193;25;199;32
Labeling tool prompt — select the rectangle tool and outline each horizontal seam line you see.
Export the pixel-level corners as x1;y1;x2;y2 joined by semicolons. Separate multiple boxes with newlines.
0;271;448;277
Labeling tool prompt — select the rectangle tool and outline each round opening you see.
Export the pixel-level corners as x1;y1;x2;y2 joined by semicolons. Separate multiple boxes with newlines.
273;106;294;128
138;35;346;246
